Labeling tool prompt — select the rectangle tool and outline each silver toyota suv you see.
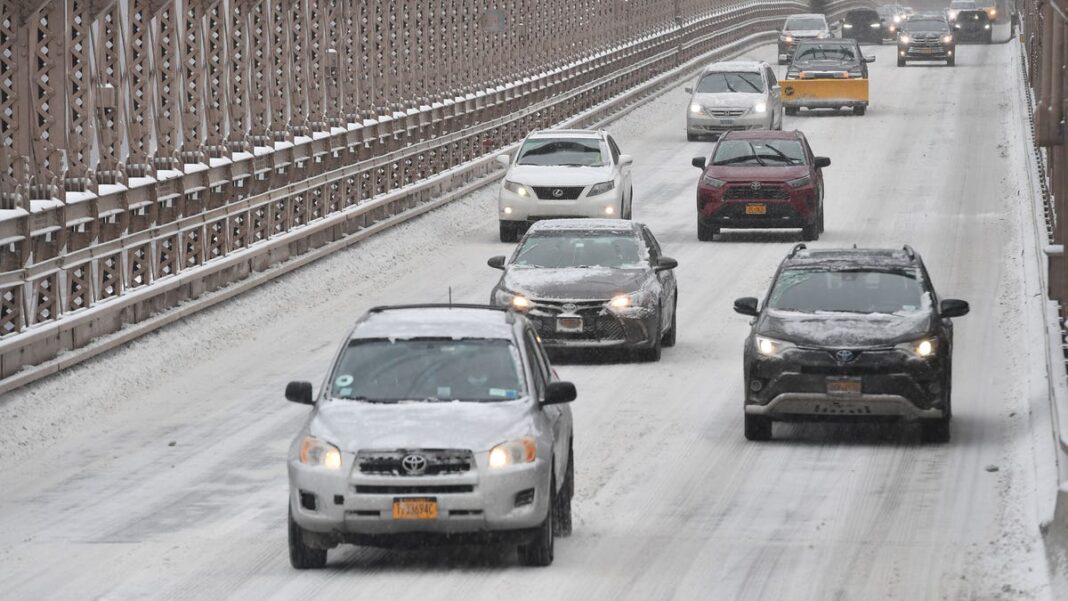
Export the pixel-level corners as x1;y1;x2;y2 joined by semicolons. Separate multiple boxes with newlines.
285;304;577;568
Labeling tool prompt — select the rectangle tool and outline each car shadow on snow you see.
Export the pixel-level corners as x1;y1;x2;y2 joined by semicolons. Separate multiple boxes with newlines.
547;348;648;365
765;412;989;447
711;230;806;244
325;542;529;571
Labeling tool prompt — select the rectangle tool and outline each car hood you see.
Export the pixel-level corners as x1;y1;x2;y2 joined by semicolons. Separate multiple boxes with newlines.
759;309;933;347
506;164;615;186
785;30;827;38
692;92;764;108
309;397;533;453
792;60;857;71
706;164;811;182
502;267;647;301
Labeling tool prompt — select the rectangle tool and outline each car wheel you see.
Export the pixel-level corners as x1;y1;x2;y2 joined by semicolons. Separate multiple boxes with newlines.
553;446;574;537
623;188;633;220
499;221;520;243
636;313;663;362
744;414;773;441
288;508;328;569
897;57;906;67
697;219;718;242
785;106;799;116
853;105;867;116
775;110;784;130
947;56;956;67
801;218;819;241
687;132;699;142
818;205;825;234
661;294;678;348
517;472;555;566
920;416;951;443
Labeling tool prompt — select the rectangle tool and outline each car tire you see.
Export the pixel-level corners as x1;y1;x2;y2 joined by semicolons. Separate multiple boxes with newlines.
499;221;520;243
785;106;799;116
897;57;906;67
661;294;678;348
697;219;718;242
775;110;784;130
920;416;951;443
636;314;663;362
623;188;633;220
517;473;555;566
801;218;819;241
744;414;773;441
853;105;867;116
818;205;825;234
288;508;328;570
947;57;956;67
687;132;699;142
778;58;787;66
553;446;574;538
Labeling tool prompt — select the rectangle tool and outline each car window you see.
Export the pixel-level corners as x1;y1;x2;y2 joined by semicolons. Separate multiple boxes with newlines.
696;72;765;94
767;268;929;314
329;338;527;402
607;136;622;163
712;139;807;166
517;138;607;167
513;231;647;269
641;227;662;263
523;330;547;398
764;67;777;90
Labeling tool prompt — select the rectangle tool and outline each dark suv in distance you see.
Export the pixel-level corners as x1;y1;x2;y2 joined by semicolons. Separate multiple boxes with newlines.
953;9;993;43
898;15;956;67
733;245;969;443
841;8;885;44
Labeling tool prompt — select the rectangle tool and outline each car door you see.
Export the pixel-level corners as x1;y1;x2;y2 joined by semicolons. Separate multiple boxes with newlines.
607;135;630;203
524;328;570;484
642;227;676;329
800;133;824;203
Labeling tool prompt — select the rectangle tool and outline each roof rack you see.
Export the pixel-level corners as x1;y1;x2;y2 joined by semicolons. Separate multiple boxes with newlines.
367;303;508;313
902;245;916;260
788;243;807;258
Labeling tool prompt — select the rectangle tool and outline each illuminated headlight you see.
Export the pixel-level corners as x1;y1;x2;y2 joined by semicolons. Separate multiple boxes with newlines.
489;437;536;468
504;180;529;197
690;103;704;114
608;290;653;311
782;35;794;43
899;35;911;44
943;34;953;44
701;173;726;188
870;22;881;28
984;24;991;30
299;436;343;470
495;289;531;310
756;335;795;357
785;175;811;188
987;8;996;18
752;101;768;114
893;15;902;24
897;338;937;358
588;180;615;196
843;23;853;29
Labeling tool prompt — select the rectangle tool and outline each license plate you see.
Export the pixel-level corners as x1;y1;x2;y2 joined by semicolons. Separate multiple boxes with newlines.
392;497;438;520
557;316;583;332
720;118;735;125
917;48;936;54
745;203;767;215
826;378;862;395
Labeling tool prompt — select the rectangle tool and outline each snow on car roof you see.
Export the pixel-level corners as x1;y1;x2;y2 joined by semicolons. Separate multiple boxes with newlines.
352;306;515;341
703;61;764;73
527;218;639;233
786;248;917;269
721;129;802;140
527;129;604;139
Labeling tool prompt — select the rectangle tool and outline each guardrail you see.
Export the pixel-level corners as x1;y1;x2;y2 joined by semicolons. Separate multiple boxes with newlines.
0;0;872;391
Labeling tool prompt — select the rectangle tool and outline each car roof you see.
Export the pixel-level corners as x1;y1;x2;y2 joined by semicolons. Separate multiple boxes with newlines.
702;60;765;74
782;246;920;270
721;130;802;141
786;13;825;20
352;305;517;341
527;129;604;140
527;218;640;233
794;38;857;46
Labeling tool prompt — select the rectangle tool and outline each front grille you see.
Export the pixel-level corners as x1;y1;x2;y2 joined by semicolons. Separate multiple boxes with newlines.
355;484;475;494
532;186;585;200
908;35;945;48
704;108;746;118
525;299;628;341
358;449;474;476
724;185;791;200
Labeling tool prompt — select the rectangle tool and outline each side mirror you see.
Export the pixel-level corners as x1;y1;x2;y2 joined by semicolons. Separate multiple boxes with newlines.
286;381;314;405
543;381;577;405
691;156;707;169
495;154;511;168
733;297;760;317
618;154;634;166
814;156;831;169
864;55;876;63
684;86;694;94
940;299;970;318
487;255;506;270
656;256;678;272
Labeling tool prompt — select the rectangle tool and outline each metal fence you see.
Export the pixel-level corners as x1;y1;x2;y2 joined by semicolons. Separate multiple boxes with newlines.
0;0;869;380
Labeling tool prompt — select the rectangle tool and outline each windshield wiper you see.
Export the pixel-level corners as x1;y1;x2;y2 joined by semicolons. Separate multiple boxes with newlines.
713;155;764;165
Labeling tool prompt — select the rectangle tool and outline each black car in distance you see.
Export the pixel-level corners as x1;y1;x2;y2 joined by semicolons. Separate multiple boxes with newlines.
953;9;993;43
898;15;956;67
488;219;679;361
841;8;885;44
733;245;969;443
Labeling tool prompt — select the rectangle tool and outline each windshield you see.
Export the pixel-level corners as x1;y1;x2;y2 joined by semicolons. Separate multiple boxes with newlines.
768;268;927;314
330;338;525;402
517;138;607;167
785;17;826;31
905;19;949;32
712;139;807;166
950;1;977;8
513;231;646;269
847;11;879;22
696;72;765;94
793;44;857;63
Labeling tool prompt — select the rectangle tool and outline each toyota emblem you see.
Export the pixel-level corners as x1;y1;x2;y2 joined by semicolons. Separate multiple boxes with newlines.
562;303;578;313
834;350;855;363
552;188;565;198
401;453;428;475
750;182;763;191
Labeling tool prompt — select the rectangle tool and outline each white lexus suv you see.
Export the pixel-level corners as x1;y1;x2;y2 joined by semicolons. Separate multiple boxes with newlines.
496;129;634;242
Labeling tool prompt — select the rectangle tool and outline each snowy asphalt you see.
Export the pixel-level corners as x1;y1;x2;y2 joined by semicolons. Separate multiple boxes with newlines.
0;38;1057;600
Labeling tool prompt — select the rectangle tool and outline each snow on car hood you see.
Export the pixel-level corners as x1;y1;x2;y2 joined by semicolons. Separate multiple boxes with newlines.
761;309;932;347
310;397;533;453
692;92;764;108
506;164;615;187
503;267;647;301
706;164;811;182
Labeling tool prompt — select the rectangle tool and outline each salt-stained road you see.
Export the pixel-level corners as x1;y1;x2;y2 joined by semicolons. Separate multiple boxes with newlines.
0;36;1056;601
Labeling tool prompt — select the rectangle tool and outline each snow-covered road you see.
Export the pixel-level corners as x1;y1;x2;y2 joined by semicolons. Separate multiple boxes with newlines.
0;38;1057;600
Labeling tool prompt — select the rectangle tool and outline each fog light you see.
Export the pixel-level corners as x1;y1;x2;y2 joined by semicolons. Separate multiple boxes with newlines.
750;380;764;392
504;207;513;215
514;488;535;507
299;491;317;511
605;207;615;215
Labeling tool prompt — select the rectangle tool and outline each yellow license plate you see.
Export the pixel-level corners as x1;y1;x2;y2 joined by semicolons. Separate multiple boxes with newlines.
827;378;862;395
392;497;438;520
745;204;767;215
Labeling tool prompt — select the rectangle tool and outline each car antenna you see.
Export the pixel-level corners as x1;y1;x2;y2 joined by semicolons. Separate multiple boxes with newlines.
852;243;857;249
448;286;453;306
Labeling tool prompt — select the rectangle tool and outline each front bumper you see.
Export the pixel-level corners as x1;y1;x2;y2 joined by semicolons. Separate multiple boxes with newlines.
498;185;622;222
956;27;992;42
288;454;550;545
698;188;816;230
524;304;659;350
687;111;768;136
744;347;948;421
899;44;955;61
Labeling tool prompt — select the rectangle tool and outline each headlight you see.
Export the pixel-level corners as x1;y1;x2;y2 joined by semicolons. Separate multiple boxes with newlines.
755;335;795;357
504;180;528;197
942;34;953;43
896;338;938;358
690;103;703;114
608;290;653;311
489;437;537;468
785;175;811;188
843;23;853;29
701;173;726;188
899;34;911;44
495;289;531;310
299;436;343;470
988;8;996;18
870;22;881;29
588;180;615;196
752;101;767;114
984;24;991;30
782;35;794;43
893;15;902;24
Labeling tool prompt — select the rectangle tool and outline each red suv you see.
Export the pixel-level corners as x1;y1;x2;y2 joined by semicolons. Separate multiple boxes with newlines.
691;130;830;241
